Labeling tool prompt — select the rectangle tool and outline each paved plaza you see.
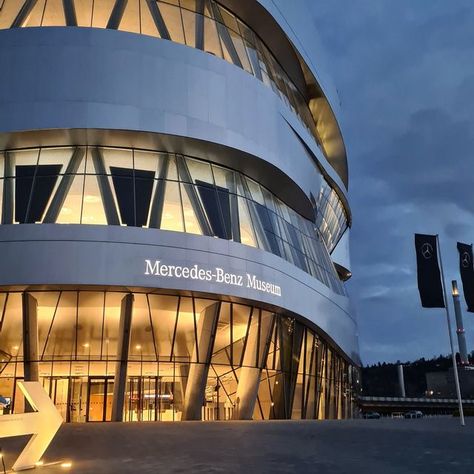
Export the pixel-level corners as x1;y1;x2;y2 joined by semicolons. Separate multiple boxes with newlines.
2;417;473;473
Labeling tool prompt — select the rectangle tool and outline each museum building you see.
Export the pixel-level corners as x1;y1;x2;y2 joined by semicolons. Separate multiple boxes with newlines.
0;0;359;422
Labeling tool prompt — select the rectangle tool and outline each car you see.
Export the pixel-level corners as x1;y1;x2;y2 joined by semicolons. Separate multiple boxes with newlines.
391;412;404;419
404;410;423;419
363;412;381;419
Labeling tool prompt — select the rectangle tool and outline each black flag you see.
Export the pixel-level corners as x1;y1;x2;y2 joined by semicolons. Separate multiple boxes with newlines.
457;242;474;312
415;234;445;308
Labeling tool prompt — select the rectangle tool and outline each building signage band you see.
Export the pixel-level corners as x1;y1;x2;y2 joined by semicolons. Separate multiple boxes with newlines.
144;259;282;297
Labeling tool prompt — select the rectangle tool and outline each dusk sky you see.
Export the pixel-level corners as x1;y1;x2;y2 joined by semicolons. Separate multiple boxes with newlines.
312;1;474;365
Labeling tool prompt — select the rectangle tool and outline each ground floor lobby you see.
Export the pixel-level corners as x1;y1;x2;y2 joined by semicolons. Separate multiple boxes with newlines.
0;289;356;422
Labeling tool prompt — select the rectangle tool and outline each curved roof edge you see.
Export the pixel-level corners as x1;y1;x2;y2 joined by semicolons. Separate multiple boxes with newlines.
254;0;349;189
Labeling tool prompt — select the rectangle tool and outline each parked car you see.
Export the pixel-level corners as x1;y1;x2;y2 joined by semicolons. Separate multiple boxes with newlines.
404;410;423;419
363;412;381;419
391;412;404;419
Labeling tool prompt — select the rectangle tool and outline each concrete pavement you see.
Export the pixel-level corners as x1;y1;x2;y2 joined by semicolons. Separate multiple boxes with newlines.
1;417;472;473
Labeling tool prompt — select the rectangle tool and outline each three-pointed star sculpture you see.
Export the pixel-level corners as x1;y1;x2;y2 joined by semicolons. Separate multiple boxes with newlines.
0;381;63;471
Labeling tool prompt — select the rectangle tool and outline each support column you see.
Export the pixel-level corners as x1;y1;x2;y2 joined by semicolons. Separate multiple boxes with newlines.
22;293;39;413
111;293;134;422
234;311;274;420
182;302;220;421
270;318;304;419
22;293;39;382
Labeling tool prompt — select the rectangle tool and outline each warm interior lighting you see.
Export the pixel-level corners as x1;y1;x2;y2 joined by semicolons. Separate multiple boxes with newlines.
60;461;72;469
35;460;44;466
83;343;90;348
136;345;142;350
452;280;459;296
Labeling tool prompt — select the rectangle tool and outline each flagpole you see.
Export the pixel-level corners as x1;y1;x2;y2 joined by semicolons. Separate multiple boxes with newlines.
436;235;465;426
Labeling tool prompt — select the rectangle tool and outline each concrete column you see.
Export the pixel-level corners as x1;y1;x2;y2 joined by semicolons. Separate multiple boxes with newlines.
234;311;274;420
270;319;304;419
111;293;134;422
182;302;220;421
22;293;39;412
22;292;39;382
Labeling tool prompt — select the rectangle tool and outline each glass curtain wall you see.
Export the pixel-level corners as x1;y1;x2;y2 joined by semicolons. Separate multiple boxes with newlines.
0;146;345;294
0;289;354;421
0;0;321;149
314;179;348;252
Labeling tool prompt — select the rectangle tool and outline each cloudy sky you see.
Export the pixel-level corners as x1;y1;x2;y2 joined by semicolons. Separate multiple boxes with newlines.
312;1;474;365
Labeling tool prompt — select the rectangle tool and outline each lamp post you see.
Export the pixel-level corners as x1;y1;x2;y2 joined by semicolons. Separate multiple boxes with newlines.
452;281;469;365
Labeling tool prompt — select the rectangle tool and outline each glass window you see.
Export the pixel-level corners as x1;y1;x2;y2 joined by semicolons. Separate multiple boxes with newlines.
148;294;180;359
14;164;61;223
130;293;157;360
140;0;160;37
245;178;265;205
166;154;179;181
180;183;202;235
211;302;231;362
102;292;124;359
119;0;140;33
173;297;196;360
203;16;222;58
135;171;155;227
76;292;106;359
91;0;116;28
42;0;66;26
237;196;257;247
160;181;184;231
75;0;93;27
181;8;196;47
81;175;107;225
21;0;47;27
102;148;133;174
211;164;235;193
0;292;22;358
110;167;134;226
159;2;185;44
133;150;162;176
195;181;228;239
185;157;214;185
39;147;83;174
0;0;22;29
231;304;251;366
40;291;78;359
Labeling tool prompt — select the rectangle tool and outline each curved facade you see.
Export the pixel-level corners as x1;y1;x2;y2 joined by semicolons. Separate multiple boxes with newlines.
0;0;359;421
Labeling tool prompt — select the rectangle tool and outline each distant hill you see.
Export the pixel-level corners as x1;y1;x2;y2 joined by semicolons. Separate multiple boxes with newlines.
361;353;472;397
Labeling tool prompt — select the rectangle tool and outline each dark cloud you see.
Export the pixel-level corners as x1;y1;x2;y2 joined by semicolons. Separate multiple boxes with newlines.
312;1;474;364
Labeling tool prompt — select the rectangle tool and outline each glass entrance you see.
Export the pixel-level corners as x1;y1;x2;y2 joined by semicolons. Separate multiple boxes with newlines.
124;376;182;422
87;377;114;422
69;377;88;422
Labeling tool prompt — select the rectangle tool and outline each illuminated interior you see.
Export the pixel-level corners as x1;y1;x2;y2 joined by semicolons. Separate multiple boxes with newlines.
0;289;354;421
0;146;346;294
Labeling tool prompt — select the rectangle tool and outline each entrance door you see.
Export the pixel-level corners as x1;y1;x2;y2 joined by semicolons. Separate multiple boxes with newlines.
69;377;88;422
87;377;114;422
47;378;70;421
125;377;159;422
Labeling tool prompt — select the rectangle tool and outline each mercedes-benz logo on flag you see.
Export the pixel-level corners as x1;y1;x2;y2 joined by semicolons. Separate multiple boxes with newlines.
461;251;471;268
421;242;434;259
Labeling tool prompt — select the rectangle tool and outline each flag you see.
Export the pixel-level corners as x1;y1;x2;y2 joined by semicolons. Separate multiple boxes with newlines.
457;242;474;312
414;234;445;308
